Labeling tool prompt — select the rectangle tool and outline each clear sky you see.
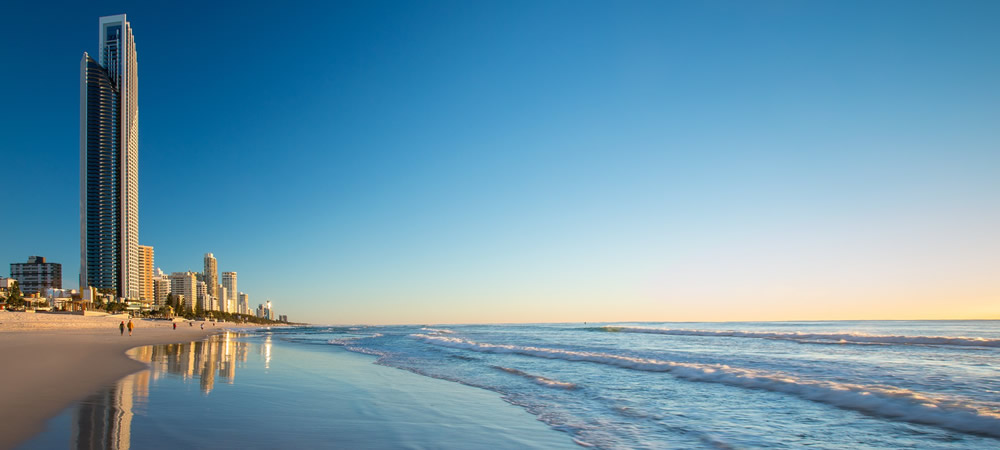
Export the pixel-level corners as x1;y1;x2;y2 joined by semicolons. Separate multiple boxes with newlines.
1;1;998;324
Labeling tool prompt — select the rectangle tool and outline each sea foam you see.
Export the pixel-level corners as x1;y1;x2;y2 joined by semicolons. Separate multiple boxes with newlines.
492;366;578;390
596;326;1000;348
413;333;1000;438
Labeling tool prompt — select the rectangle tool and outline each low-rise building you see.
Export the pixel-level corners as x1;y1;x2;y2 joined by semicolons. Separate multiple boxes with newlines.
10;256;62;295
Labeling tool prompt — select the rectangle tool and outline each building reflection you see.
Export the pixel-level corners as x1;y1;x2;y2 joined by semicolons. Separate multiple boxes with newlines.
68;332;252;449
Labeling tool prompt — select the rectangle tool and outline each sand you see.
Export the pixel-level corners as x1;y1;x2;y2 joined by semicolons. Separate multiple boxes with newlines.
0;311;255;449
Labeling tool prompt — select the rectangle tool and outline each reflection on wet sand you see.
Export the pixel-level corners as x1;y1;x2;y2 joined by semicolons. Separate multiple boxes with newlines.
68;332;252;449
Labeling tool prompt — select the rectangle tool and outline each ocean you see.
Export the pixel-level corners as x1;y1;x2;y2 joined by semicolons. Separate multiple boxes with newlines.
21;321;1000;449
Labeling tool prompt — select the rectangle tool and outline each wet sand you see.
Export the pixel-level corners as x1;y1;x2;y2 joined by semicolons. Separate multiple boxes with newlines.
0;311;251;449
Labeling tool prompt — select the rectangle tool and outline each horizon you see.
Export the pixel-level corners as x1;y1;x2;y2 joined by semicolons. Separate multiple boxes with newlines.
1;1;998;323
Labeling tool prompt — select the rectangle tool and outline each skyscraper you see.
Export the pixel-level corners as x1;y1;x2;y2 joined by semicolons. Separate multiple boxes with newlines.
80;14;139;299
222;272;237;312
203;253;218;300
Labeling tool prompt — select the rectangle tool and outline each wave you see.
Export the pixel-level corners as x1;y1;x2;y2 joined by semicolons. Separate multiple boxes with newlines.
595;326;1000;348
420;327;454;334
413;334;1000;438
326;333;383;346
491;365;578;390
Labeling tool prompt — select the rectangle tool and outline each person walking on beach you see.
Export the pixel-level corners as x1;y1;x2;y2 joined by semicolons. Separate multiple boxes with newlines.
127;319;134;336
200;322;204;330
173;322;177;330
119;321;125;336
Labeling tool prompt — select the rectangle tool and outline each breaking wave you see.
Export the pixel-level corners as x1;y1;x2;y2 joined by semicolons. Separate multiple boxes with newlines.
420;327;454;334
595;326;1000;348
413;334;1000;438
492;366;578;390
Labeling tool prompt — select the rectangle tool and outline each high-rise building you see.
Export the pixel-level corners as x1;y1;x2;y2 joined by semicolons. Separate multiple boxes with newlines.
238;292;249;315
196;281;208;311
152;271;171;307
217;286;228;313
169;272;197;312
80;14;140;300
221;272;237;312
137;245;154;302
10;256;62;295
203;253;218;300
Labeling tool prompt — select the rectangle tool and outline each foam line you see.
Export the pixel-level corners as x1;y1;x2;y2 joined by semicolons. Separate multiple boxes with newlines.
595;326;1000;348
492;365;578;390
413;334;1000;438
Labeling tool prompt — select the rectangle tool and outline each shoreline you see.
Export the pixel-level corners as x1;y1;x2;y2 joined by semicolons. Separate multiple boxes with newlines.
0;311;259;449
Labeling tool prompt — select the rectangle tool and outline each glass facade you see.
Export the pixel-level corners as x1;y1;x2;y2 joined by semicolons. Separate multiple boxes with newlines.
82;55;120;292
80;15;139;299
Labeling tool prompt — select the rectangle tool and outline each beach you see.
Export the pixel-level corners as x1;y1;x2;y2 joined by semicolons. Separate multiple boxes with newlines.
3;314;577;449
0;311;240;449
6;317;998;448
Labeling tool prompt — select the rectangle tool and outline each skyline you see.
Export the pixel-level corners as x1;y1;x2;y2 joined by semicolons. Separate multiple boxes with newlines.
1;1;998;323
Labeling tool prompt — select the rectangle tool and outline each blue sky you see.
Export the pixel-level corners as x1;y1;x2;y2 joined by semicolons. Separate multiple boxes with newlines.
1;1;998;323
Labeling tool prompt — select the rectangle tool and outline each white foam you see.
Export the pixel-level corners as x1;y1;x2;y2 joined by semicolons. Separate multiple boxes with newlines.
326;333;383;346
492;365;578;390
600;326;1000;348
420;327;455;334
413;333;1000;438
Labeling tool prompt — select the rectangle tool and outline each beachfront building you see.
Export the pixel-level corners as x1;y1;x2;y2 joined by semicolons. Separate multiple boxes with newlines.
197;281;209;311
255;300;273;320
153;269;171;306
169;272;197;312
218;286;228;313
278;315;288;322
221;272;237;313
203;253;218;300
0;277;15;296
10;256;62;295
238;292;249;315
80;14;140;300
137;245;154;302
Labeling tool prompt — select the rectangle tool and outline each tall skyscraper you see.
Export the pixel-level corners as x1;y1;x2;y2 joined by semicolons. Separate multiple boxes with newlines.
80;14;140;300
137;245;154;302
203;253;218;300
222;272;237;313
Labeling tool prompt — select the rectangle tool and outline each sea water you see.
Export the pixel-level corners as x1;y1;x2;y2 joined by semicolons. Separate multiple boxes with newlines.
21;321;1000;449
310;321;1000;448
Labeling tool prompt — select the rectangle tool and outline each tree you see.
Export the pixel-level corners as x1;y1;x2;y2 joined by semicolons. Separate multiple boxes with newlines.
6;281;24;309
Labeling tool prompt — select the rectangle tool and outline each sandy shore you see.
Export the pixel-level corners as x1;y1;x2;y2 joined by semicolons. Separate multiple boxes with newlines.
0;311;255;449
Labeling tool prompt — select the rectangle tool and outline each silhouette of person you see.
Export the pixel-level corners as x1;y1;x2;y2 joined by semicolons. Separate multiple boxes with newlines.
119;321;125;336
127;319;134;336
